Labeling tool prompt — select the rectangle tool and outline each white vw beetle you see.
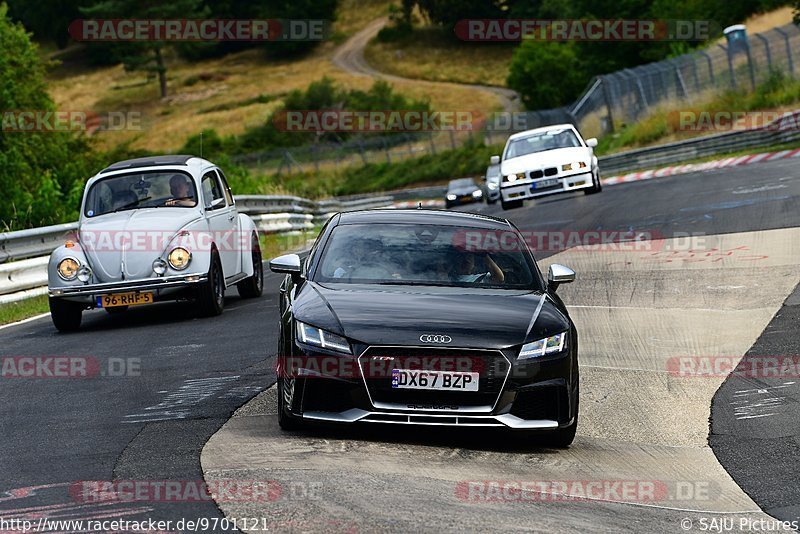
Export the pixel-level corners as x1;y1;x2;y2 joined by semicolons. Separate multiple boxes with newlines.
492;124;602;210
47;155;263;332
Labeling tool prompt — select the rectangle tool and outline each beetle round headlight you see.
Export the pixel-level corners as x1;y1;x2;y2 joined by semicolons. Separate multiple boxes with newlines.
77;266;92;283
57;258;80;281
152;258;168;275
168;248;191;270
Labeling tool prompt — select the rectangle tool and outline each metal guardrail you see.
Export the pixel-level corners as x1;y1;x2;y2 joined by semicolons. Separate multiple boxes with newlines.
0;194;394;303
598;110;800;175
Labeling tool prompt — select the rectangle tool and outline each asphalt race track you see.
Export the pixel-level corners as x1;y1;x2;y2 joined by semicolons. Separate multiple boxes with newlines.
1;157;799;533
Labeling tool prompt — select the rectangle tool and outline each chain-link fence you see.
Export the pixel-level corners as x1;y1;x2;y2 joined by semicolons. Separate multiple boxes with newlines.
567;23;800;138
236;23;800;176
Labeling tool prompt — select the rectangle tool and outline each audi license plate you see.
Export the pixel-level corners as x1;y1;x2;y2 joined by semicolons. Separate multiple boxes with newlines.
532;178;559;190
96;292;154;308
391;369;479;391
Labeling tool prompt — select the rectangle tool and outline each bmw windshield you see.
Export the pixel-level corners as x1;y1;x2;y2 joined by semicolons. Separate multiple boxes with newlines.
313;223;542;290
504;129;582;160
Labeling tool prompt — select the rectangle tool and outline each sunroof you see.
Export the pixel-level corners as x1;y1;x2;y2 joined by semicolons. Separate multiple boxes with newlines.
99;155;196;174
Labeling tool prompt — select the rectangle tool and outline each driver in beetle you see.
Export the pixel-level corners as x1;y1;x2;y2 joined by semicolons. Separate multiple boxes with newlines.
165;174;196;207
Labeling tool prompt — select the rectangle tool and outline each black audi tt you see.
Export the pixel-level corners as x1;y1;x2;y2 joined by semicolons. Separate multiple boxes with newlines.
269;209;579;446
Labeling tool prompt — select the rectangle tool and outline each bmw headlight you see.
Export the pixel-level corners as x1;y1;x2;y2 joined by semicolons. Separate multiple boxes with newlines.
168;247;191;270
296;321;351;354
518;332;566;360
57;258;80;281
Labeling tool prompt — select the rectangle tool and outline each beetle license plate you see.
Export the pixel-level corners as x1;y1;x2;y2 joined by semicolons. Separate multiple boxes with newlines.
96;292;154;308
391;369;479;391
532;178;559;190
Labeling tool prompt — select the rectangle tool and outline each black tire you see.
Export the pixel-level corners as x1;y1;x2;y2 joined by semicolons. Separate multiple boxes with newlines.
49;298;82;332
547;385;579;448
277;376;302;430
584;170;603;195
197;251;224;317
105;306;128;315
237;237;263;299
501;198;523;210
445;201;453;209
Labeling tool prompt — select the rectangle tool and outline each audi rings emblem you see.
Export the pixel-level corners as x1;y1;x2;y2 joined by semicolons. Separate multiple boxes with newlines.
420;334;452;344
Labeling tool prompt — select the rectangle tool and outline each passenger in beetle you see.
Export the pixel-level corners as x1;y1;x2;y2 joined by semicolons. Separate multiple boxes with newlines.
165;174;196;207
110;189;139;211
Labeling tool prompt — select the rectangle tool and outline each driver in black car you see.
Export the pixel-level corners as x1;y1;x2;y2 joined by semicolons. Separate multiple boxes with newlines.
447;249;505;284
165;174;196;207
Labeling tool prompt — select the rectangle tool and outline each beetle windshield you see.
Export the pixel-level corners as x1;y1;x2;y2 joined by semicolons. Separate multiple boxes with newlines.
314;223;542;290
84;171;198;217
505;129;581;160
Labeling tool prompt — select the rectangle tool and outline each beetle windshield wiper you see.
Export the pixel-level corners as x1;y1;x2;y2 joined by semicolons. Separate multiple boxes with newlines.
111;196;151;213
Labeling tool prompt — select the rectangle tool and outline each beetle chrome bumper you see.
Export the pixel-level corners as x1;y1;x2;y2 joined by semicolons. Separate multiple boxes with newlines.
48;273;208;297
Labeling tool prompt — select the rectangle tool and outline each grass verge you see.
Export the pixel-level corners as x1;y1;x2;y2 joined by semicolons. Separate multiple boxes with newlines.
0;295;50;326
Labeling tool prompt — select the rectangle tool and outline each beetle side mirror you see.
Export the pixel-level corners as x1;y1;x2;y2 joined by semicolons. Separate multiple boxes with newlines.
585;138;598;148
490;155;500;165
270;253;302;284
547;264;575;292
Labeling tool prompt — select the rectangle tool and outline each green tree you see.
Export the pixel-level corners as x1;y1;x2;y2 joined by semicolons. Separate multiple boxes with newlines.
81;0;209;98
507;40;586;109
0;3;96;229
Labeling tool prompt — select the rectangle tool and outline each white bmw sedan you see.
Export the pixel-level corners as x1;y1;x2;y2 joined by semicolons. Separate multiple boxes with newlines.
492;124;602;210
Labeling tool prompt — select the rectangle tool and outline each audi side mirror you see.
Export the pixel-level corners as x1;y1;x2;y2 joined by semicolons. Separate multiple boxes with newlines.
270;253;302;284
548;264;575;292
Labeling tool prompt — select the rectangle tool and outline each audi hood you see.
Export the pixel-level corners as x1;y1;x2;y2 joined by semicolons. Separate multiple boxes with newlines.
292;282;571;350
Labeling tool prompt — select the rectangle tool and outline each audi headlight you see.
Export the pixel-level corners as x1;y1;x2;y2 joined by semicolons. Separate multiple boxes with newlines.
168;247;191;270
57;258;80;281
518;332;566;360
296;321;351;354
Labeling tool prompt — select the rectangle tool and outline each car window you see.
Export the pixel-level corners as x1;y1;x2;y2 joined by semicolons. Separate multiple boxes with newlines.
201;171;226;208
216;169;235;205
449;179;477;188
505;129;581;159
83;171;197;217
313;223;541;290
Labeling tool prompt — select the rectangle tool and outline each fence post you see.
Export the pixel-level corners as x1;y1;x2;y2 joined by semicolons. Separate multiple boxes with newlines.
744;40;757;91
429;131;437;155
720;43;736;89
699;50;715;84
774;26;795;76
670;59;689;101
753;33;772;72
449;130;456;151
600;76;615;133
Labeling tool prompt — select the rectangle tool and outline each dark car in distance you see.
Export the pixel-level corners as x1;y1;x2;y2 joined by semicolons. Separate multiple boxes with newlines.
445;178;483;209
269;209;579;447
